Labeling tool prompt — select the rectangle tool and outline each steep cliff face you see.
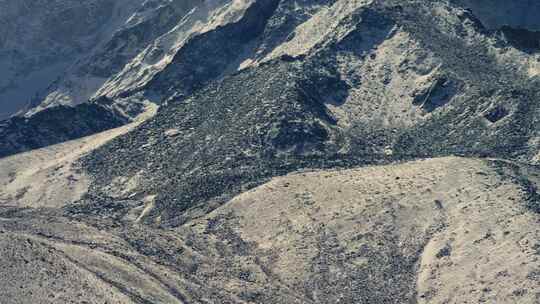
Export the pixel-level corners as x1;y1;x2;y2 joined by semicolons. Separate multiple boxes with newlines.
0;0;147;119
32;0;215;113
1;158;539;303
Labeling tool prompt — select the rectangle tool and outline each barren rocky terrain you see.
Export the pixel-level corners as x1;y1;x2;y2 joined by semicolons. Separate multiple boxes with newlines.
1;158;539;303
0;0;539;303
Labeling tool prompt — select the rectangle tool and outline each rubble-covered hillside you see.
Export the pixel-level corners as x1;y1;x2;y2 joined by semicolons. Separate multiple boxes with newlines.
0;1;539;303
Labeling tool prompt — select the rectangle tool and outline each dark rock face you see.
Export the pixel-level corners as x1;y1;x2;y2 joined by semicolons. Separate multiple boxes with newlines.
411;77;461;112
484;106;509;123
0;102;126;158
145;0;282;99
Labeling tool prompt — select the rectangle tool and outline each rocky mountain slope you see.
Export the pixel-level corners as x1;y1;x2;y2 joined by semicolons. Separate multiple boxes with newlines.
2;0;540;159
0;0;539;303
76;0;540;227
1;158;539;303
0;99;129;158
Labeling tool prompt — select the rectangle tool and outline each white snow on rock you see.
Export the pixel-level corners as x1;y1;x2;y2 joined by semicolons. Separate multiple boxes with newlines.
0;0;147;119
95;0;254;100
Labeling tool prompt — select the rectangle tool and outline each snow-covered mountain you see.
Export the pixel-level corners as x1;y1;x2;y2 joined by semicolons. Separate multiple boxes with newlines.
0;0;145;119
0;0;265;120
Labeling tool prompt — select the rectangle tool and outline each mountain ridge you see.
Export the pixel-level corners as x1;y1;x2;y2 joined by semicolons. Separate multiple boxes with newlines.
0;1;539;303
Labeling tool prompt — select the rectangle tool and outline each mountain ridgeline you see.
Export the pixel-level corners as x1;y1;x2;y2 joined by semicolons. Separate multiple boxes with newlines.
0;1;539;303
